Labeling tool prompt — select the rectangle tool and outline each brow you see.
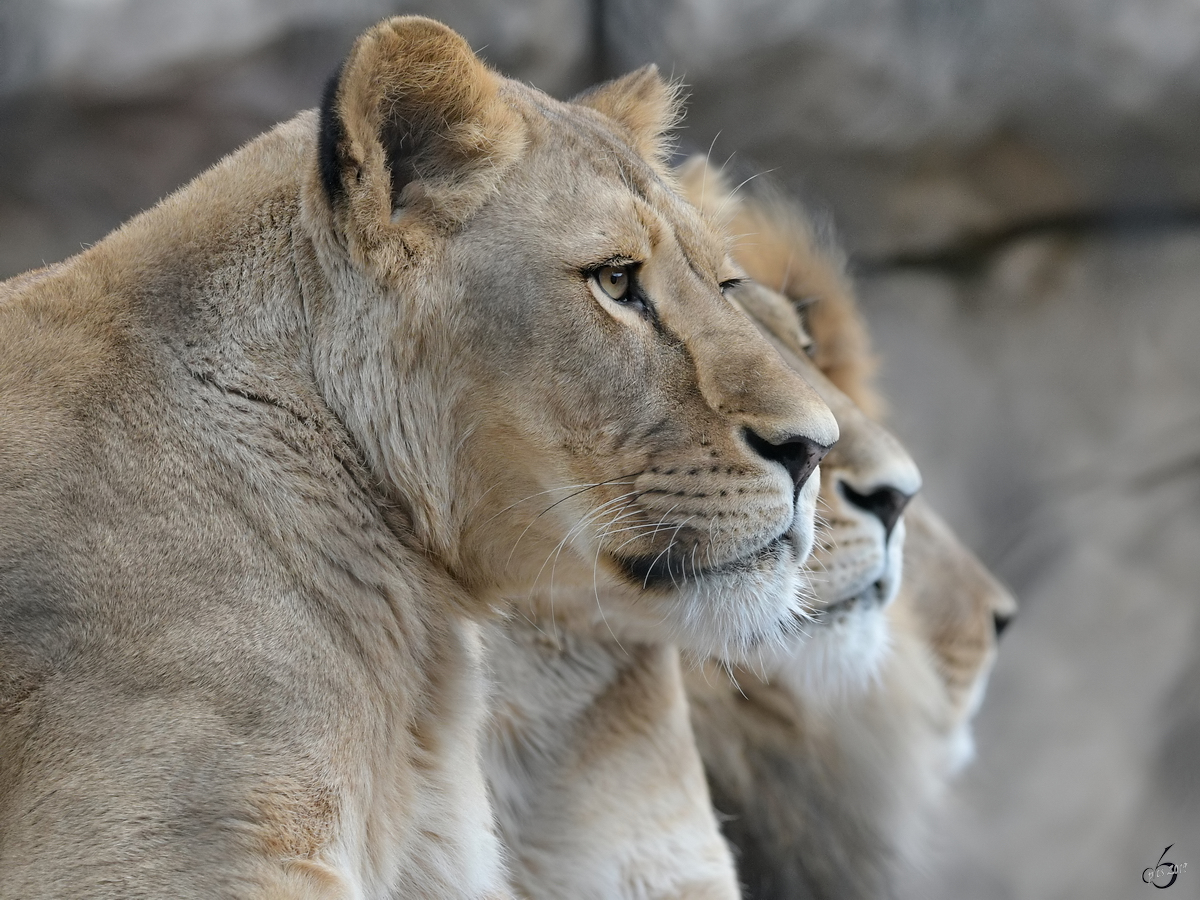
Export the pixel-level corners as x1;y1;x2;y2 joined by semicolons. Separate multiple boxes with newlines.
536;97;724;284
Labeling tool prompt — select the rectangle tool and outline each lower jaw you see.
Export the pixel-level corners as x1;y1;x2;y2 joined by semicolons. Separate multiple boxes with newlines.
815;580;886;623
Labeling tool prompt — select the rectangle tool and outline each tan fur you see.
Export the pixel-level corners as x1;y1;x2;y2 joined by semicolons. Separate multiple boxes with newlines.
729;280;922;695
314;36;839;662
677;157;882;418
678;162;1017;899
485;622;739;900
900;497;1017;729
572;66;683;170
0;17;838;898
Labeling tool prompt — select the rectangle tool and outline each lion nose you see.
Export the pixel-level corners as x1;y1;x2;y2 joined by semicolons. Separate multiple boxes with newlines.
745;429;831;494
840;484;913;540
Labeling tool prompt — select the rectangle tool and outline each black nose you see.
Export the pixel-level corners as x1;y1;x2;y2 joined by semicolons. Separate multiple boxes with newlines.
745;429;831;494
840;484;913;540
993;610;1014;639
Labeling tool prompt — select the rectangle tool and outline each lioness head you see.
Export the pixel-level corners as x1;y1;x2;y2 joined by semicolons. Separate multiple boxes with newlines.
679;158;920;686
302;18;838;657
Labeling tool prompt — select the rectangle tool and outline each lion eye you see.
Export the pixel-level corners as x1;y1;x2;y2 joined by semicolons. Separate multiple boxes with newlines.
594;265;631;301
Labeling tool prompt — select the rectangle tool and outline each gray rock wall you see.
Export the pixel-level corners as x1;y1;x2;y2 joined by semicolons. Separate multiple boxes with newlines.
862;233;1200;898
601;0;1200;261
2;2;1198;896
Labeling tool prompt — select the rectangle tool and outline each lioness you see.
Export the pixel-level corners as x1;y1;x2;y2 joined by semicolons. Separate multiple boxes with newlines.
0;17;837;898
481;280;919;899
679;156;920;694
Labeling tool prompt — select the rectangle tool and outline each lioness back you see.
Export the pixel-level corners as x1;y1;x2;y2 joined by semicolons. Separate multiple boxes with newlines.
0;115;461;896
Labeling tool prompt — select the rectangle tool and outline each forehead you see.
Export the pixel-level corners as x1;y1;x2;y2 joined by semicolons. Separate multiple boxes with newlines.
503;86;729;274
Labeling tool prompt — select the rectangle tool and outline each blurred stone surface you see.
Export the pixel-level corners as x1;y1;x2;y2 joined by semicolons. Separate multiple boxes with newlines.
2;3;1200;899
0;0;592;281
602;0;1200;256
0;0;591;99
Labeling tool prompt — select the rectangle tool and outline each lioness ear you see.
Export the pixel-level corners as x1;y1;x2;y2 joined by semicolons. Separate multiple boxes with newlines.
573;65;683;167
318;16;523;258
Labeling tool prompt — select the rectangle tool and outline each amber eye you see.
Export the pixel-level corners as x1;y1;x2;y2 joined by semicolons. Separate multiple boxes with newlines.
594;265;631;301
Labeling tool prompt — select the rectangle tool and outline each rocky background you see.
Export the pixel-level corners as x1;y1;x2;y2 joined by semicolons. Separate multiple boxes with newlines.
3;2;1198;897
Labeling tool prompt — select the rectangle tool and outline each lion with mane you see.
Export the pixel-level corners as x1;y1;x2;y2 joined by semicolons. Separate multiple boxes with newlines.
680;159;1018;900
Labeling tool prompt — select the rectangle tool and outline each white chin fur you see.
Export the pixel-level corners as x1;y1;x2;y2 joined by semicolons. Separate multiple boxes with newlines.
625;473;824;662
750;515;906;699
685;471;823;660
664;538;811;662
757;591;893;702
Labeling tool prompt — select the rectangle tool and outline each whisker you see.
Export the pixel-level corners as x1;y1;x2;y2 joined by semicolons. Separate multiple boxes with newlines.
591;524;629;658
484;479;637;527
531;492;643;640
697;130;724;215
642;515;696;590
502;474;643;572
665;515;697;589
714;167;777;226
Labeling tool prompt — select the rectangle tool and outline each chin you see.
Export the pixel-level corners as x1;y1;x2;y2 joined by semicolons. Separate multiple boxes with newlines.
601;527;812;662
673;474;825;661
761;589;893;702
602;473;827;661
757;515;909;699
668;540;814;661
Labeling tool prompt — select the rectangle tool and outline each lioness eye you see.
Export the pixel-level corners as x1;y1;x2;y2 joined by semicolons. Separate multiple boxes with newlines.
595;265;631;301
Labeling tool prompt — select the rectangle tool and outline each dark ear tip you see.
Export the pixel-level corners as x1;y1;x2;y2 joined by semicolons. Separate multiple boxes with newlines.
318;61;347;204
